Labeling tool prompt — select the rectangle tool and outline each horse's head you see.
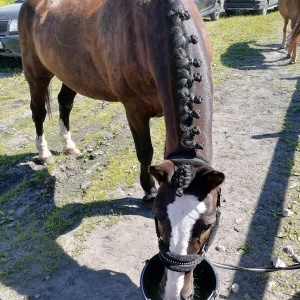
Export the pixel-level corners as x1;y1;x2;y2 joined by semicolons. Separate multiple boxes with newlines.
149;159;224;300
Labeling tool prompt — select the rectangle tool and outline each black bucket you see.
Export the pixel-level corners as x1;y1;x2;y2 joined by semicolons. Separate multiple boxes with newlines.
140;254;219;300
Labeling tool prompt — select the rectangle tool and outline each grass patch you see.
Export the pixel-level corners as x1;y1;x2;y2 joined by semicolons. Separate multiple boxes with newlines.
0;0;13;6
82;146;139;203
206;12;282;81
237;240;256;254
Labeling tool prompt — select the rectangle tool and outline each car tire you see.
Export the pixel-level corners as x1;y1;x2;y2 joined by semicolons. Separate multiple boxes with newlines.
210;1;221;21
258;1;268;15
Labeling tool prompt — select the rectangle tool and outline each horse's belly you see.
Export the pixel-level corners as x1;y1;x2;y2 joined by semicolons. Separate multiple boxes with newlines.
39;50;118;101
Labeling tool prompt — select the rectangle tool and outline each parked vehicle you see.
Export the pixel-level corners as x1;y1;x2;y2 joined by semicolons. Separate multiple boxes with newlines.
0;0;219;58
0;0;23;57
194;0;222;21
223;0;278;16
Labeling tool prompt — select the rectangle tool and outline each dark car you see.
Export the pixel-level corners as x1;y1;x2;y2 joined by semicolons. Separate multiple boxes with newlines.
223;0;278;16
0;0;219;58
194;0;222;21
0;0;23;57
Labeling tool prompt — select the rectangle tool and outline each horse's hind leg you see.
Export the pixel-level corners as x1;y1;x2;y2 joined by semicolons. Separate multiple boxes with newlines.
58;84;80;156
289;19;298;64
126;110;157;208
27;76;54;165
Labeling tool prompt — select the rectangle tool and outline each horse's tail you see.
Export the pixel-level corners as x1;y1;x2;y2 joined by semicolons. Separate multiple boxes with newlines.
46;86;52;118
288;17;300;50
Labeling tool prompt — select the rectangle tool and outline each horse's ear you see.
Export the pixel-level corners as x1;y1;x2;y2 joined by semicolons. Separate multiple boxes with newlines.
149;160;175;184
202;170;225;190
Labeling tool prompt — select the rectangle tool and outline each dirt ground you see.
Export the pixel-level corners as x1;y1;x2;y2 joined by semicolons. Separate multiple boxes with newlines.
1;19;300;300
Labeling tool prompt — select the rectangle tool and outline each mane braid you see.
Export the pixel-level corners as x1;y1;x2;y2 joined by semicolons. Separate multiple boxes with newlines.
166;0;204;152
171;163;194;196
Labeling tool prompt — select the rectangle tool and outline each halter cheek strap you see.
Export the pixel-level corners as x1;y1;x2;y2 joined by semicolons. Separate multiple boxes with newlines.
154;189;221;273
204;189;221;252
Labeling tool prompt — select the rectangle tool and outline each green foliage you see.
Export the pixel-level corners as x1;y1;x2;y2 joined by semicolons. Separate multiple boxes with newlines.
206;12;282;81
0;0;13;7
43;208;74;238
0;209;15;225
237;241;256;254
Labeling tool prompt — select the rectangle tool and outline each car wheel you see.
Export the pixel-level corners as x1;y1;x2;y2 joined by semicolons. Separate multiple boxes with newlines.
210;1;221;21
258;1;268;15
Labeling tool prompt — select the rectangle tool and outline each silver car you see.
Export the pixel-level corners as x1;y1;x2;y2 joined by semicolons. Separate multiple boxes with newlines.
224;0;278;16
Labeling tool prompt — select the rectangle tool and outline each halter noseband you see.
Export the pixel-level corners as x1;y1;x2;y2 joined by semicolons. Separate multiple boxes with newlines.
154;153;221;273
155;192;221;273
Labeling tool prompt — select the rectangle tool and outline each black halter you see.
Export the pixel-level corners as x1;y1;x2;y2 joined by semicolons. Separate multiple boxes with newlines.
166;150;210;165
154;191;221;273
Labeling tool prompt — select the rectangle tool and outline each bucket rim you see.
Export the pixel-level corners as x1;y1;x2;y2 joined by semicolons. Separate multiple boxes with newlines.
140;254;219;300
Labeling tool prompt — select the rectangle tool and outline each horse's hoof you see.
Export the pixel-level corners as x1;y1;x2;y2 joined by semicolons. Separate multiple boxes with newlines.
64;147;81;156
142;191;157;210
289;59;296;64
279;45;285;49
40;155;55;165
286;54;291;59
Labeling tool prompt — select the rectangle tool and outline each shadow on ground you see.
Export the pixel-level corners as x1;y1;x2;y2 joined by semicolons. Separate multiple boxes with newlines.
0;56;22;72
221;42;300;299
0;153;151;299
220;41;291;70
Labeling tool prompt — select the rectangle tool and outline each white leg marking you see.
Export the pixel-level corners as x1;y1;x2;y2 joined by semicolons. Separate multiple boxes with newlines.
163;195;207;300
36;134;52;161
59;119;78;152
163;271;184;300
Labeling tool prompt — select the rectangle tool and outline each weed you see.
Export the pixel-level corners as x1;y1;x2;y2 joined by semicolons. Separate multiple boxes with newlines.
0;209;15;225
237;241;256;254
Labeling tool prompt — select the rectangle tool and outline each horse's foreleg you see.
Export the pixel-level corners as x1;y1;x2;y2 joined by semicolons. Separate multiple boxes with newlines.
28;77;54;165
126;111;157;208
58;84;80;156
281;17;289;50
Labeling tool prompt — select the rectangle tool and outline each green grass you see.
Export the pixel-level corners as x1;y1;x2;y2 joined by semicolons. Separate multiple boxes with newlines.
82;146;139;203
0;0;13;6
206;11;282;83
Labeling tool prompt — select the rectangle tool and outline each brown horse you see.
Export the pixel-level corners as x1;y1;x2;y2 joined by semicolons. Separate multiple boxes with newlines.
18;0;224;299
278;0;300;63
288;12;300;63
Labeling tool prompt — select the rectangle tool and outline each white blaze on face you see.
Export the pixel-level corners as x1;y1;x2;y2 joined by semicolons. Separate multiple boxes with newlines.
163;195;207;300
59;119;77;151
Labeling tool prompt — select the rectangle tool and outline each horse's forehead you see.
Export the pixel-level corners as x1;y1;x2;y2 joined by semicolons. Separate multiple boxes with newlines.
166;194;207;255
167;194;207;220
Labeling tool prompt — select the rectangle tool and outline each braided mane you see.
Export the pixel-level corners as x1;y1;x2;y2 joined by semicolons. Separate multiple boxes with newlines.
166;0;204;153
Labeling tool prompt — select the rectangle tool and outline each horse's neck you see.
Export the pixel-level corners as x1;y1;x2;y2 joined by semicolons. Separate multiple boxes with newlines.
156;0;214;163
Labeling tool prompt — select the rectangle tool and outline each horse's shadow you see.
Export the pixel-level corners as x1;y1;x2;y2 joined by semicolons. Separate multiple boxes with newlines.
220;41;292;69
0;153;152;299
219;40;300;299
